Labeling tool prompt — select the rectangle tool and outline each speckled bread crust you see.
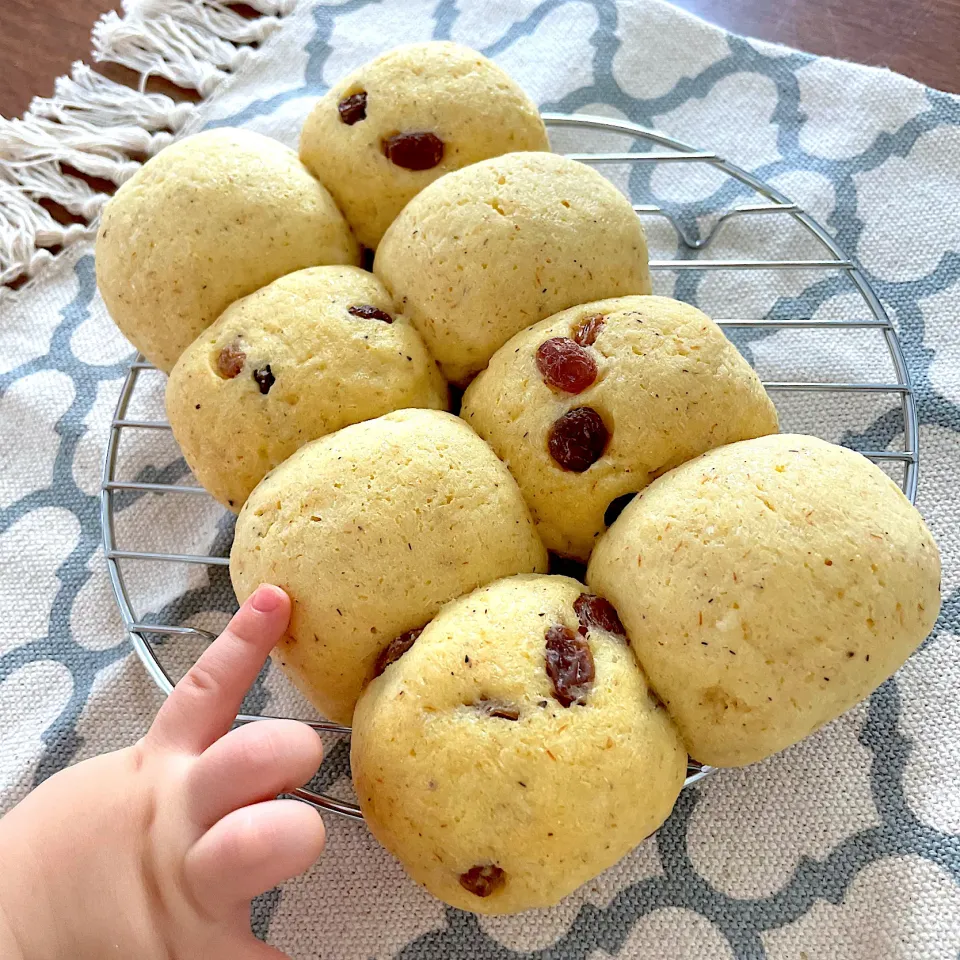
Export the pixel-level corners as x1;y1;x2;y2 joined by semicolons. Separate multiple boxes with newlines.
96;128;360;373
166;266;448;511
299;42;549;250
461;296;779;561
351;574;687;914
587;434;941;767
374;152;652;384
230;410;548;724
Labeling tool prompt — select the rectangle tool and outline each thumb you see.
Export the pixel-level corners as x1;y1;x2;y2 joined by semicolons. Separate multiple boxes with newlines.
185;799;325;913
237;937;294;960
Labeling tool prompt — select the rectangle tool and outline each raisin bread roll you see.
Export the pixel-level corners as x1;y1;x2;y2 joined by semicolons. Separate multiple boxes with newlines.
230;410;547;724
374;152;651;384
166;266;447;511
300;42;549;250
352;574;687;914
588;434;941;766
97;129;359;372
462;296;778;560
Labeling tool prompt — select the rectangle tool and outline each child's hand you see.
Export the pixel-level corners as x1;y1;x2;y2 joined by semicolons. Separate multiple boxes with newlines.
0;585;325;960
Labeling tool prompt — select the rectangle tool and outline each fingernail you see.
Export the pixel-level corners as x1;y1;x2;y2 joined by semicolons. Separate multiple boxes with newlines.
252;584;283;613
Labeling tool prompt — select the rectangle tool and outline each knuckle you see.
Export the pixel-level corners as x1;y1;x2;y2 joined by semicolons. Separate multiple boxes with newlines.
180;660;220;698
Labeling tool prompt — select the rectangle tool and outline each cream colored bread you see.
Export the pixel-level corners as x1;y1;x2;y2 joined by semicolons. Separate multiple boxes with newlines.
299;42;549;250
230;410;547;724
587;434;941;767
351;574;687;914
96;129;359;372
166;266;447;511
461;296;779;561
374;152;652;384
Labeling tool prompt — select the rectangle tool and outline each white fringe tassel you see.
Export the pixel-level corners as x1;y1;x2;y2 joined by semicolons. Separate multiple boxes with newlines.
0;0;293;290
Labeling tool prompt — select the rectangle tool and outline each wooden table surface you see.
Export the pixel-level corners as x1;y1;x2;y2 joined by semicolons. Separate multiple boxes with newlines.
1;0;958;121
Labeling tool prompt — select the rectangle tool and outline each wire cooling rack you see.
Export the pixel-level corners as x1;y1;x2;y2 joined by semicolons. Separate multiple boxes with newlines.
100;114;920;822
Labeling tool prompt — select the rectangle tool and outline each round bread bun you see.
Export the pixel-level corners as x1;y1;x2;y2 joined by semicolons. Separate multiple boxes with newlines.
166;266;447;511
351;573;687;914
96;128;359;372
299;41;549;250
230;410;547;724
374;151;652;384
587;434;941;767
462;295;779;561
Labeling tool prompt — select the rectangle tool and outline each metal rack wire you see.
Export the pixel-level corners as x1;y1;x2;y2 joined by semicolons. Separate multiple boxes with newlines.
101;114;919;823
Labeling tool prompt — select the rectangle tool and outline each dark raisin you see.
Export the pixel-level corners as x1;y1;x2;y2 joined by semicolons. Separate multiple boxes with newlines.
348;304;394;323
548;407;609;472
535;338;597;394
382;131;444;170
372;626;423;679
338;91;367;125
545;624;595;707
459;864;505;897
216;342;245;379
604;493;635;527
477;699;520;721
574;314;605;346
574;593;627;641
253;365;275;394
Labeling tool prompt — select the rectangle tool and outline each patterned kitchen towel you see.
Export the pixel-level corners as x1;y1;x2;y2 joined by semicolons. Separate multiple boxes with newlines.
1;1;959;957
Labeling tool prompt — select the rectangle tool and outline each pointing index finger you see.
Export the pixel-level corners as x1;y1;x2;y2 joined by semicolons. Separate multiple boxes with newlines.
148;585;292;753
